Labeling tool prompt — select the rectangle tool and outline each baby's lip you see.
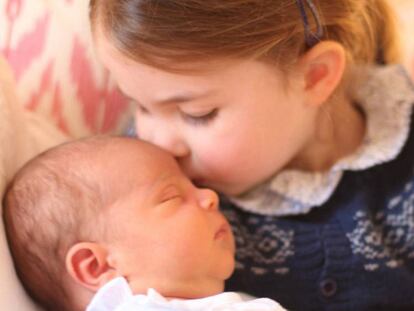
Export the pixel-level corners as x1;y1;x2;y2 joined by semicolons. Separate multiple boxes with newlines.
214;222;230;240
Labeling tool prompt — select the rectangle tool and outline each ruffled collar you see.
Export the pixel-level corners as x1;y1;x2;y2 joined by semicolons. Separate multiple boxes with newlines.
229;65;414;216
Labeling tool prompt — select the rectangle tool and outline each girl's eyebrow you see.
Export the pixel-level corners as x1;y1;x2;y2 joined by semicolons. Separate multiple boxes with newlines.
118;87;216;106
156;94;203;105
155;90;217;106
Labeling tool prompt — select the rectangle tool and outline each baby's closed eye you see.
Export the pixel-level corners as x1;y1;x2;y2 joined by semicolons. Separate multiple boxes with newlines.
159;185;183;204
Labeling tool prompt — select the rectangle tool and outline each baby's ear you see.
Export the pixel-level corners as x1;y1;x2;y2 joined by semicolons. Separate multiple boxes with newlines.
66;242;117;292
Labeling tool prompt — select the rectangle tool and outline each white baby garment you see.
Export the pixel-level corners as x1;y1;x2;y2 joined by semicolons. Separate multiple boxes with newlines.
86;277;286;311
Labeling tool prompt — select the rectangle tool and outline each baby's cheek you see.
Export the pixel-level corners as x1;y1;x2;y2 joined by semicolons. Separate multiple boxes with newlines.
167;235;209;273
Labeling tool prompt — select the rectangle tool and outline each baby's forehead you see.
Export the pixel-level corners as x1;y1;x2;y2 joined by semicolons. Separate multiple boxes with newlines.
97;141;181;190
102;141;178;172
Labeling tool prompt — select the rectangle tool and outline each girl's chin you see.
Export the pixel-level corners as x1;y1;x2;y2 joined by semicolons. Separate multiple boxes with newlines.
207;182;249;196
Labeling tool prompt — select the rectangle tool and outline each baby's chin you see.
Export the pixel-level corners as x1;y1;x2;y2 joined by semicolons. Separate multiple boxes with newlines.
221;256;236;283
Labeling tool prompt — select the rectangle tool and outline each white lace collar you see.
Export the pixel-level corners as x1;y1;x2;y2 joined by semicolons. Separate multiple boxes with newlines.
229;65;414;216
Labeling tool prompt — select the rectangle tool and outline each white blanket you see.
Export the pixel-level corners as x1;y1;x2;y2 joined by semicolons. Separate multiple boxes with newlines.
87;277;286;311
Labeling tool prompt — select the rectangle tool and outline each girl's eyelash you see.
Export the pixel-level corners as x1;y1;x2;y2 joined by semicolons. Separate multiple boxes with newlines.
137;104;149;114
181;108;219;125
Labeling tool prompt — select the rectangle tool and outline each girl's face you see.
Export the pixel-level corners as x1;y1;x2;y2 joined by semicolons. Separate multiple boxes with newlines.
97;36;319;196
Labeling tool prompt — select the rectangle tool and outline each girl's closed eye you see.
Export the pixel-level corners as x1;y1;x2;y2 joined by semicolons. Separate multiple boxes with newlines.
180;108;219;126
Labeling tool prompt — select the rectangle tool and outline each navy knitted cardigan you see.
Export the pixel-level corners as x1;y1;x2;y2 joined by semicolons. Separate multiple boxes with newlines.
223;110;414;311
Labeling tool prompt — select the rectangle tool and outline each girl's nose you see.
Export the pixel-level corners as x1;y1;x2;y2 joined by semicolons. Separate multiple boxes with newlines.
137;122;189;158
153;133;189;158
198;188;219;211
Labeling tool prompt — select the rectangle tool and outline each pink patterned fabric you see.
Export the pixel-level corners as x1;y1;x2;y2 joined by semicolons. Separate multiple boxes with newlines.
0;0;131;137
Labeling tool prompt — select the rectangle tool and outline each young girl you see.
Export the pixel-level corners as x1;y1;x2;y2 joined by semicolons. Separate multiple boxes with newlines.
89;0;414;310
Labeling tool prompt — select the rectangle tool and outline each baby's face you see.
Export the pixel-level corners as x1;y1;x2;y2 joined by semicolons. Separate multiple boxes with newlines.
102;141;235;298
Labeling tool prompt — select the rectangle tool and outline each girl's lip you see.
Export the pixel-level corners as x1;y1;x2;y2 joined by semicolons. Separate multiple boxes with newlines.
214;223;229;240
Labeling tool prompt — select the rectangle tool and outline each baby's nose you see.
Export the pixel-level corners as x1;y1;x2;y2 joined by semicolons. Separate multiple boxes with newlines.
198;188;219;211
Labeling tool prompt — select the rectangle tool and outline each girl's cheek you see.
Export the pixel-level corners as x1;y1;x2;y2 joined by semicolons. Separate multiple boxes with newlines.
197;144;237;171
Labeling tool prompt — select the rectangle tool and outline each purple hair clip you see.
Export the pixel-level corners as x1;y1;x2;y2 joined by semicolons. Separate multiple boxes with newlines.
296;0;324;47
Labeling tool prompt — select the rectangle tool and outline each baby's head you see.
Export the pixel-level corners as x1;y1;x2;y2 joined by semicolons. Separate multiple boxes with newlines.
3;136;235;311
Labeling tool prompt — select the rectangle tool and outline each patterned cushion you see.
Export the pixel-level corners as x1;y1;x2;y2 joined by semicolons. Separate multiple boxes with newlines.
0;0;132;137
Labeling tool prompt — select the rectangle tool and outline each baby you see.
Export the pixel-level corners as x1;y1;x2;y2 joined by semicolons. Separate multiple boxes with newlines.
3;136;285;311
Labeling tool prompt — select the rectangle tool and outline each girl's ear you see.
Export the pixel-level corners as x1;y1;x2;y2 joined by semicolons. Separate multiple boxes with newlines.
298;41;346;107
66;242;117;292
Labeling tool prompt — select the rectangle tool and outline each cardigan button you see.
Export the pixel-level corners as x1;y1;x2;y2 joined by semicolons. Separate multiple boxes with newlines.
319;278;337;297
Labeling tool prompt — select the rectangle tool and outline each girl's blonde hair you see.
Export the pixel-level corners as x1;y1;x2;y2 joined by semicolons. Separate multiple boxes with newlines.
89;0;400;72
